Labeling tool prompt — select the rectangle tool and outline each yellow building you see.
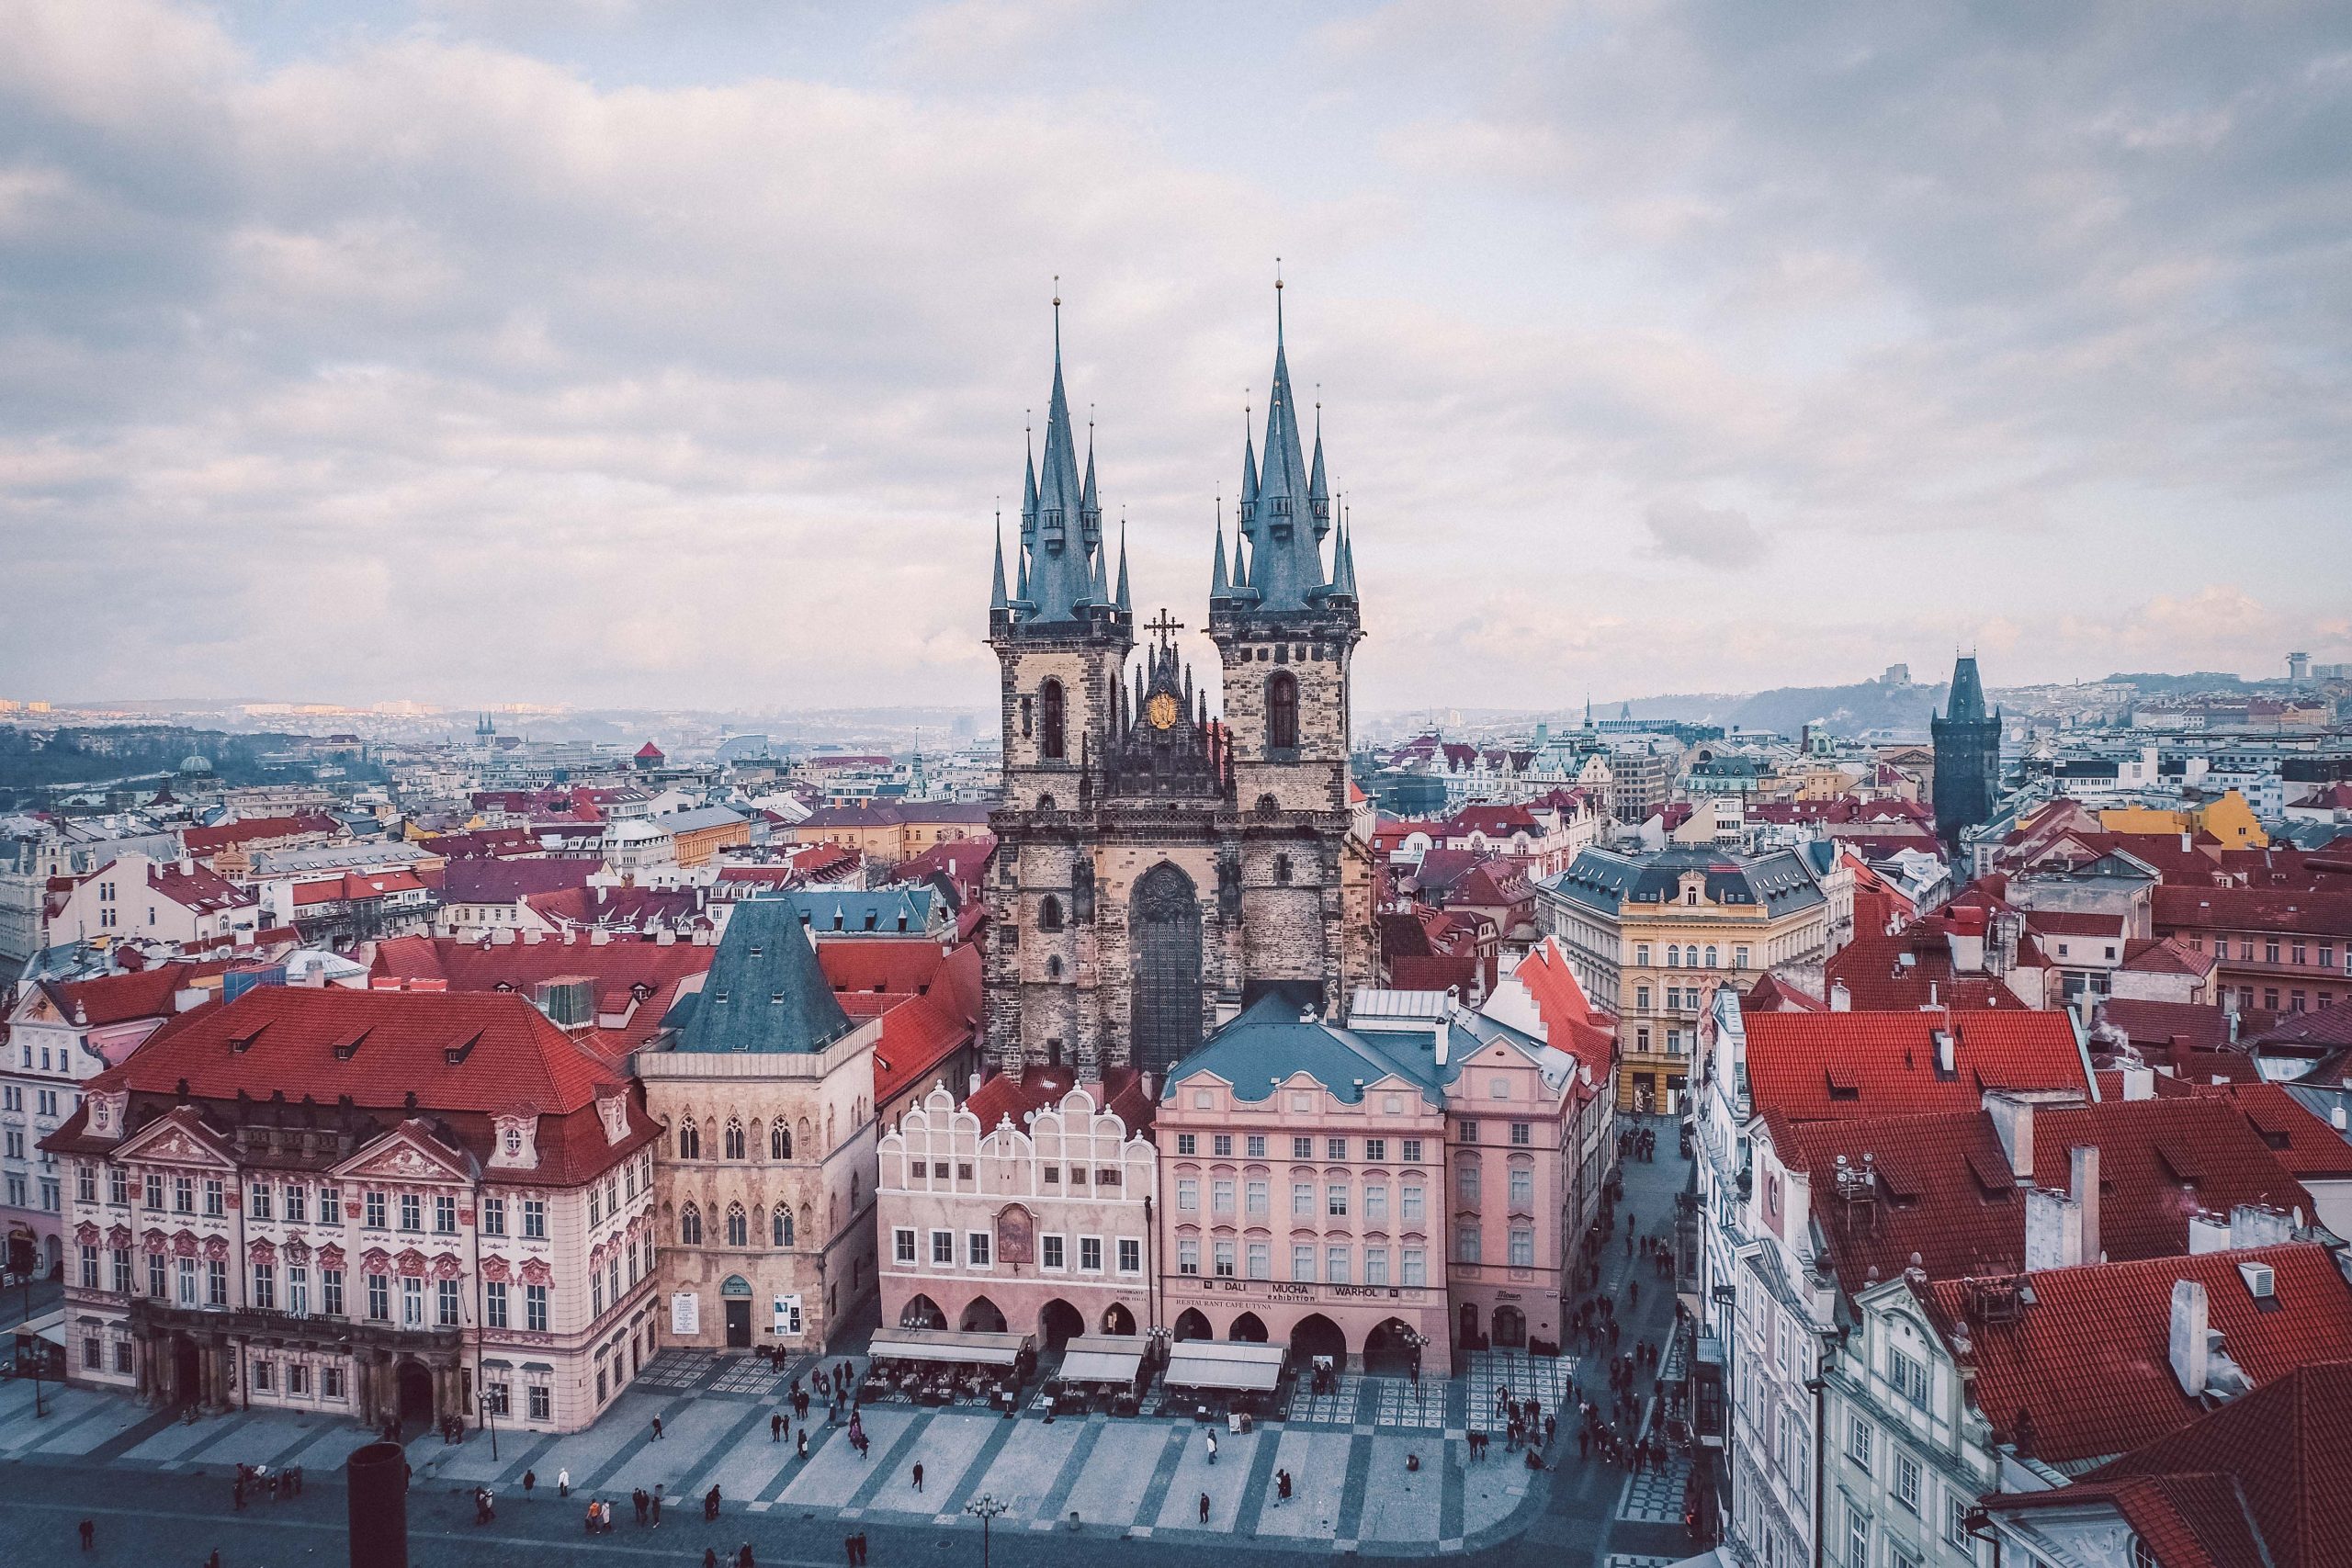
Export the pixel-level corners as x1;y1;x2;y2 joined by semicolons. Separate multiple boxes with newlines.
1536;845;1835;1113
2100;790;2267;850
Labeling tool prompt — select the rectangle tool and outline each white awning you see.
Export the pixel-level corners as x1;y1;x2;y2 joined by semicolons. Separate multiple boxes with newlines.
867;1327;1032;1367
1057;1336;1145;1383
1164;1339;1286;1392
8;1309;66;1348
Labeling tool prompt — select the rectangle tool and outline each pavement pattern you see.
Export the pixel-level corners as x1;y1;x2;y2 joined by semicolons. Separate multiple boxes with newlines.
0;1121;1710;1568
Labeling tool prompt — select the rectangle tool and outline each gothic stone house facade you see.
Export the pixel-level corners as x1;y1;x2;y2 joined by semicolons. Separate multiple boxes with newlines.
984;299;1374;1080
41;987;663;1435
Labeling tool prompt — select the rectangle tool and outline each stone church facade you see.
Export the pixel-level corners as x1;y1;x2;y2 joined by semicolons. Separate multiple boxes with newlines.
984;295;1374;1078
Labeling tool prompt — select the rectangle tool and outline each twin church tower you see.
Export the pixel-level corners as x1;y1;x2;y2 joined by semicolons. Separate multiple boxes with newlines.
982;289;1374;1078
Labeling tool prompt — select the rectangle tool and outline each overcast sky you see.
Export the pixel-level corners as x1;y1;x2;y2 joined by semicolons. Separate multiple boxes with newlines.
4;0;2348;715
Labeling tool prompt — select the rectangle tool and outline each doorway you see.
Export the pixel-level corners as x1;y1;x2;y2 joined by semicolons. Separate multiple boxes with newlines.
396;1361;435;1427
1491;1305;1527;1349
1038;1300;1084;1351
724;1300;752;1348
170;1335;201;1406
1227;1313;1269;1343
1362;1318;1419;1379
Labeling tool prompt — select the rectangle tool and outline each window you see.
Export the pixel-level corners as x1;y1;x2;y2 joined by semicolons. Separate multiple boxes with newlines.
400;1276;424;1328
79;1245;97;1289
932;1230;954;1265
1245;1179;1269;1215
679;1204;703;1245
111;1248;130;1295
1947;1497;1974;1548
1327;1183;1349;1217
174;1175;194;1213
1214;1238;1236;1278
894;1228;916;1265
486;1282;509;1329
1894;1453;1921;1515
1292;1181;1315;1217
1364;1137;1386;1162
1510;1121;1532;1146
1456;1162;1480;1205
523;1199;546;1239
1293;1136;1314;1159
1402;1247;1426;1287
323;1269;344;1316
1848;1416;1873;1473
1890;1348;1929;1407
177;1258;198;1307
1326;1245;1350;1283
284;1184;306;1224
1176;1178;1199;1212
967;1231;991;1267
774;1206;794;1247
724;1120;746;1160
1455;1227;1481;1264
1402;1139;1423;1163
676;1119;700;1160
144;1173;163;1210
526;1283;548;1332
393;1193;421;1232
1328;1136;1348;1160
252;1263;275;1309
1039;679;1066;761
1458;1120;1479;1143
1175;1134;1197;1156
1364;1247;1389;1286
1292;1244;1315;1281
1402;1183;1425;1224
1846;1506;1870;1568
1212;1179;1234;1213
439;1279;461;1327
1268;671;1298;752
1118;1237;1141;1274
1179;1239;1200;1276
435;1195;458;1235
149;1255;166;1300
481;1198;505;1236
726;1205;748;1247
1364;1184;1388;1223
322;1188;342;1225
771;1122;792;1160
1245;1134;1267;1158
1041;1235;1065;1270
77;1166;96;1205
1510;1227;1534;1267
1037;896;1064;932
208;1259;227;1306
1509;1167;1533;1209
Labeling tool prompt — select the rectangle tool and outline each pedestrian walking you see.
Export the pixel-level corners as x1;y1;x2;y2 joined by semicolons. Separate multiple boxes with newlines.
634;1487;648;1526
706;1551;720;1568
772;1413;784;1442
1206;1430;1218;1464
798;1429;809;1460
1577;1427;1589;1459
911;1461;924;1493
1198;1491;1211;1524
652;1485;663;1525
523;1468;536;1497
653;1415;665;1440
739;1543;756;1568
558;1467;571;1498
845;1533;858;1565
78;1520;95;1551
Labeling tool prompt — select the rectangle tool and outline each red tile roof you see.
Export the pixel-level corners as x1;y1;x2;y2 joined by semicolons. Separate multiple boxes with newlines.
1930;1244;2352;1471
2088;1358;2352;1568
370;932;715;1055
815;938;956;998
2029;1096;2317;1260
2025;908;2129;939
35;964;206;1029
441;859;598;904
1824;922;2024;1011
2156;886;2352;941
1510;939;1617;1085
2225;1083;2352;1181
1745;973;1826;1011
1776;1109;2028;1290
1742;1010;2090;1122
181;814;339;855
964;1065;1152;1136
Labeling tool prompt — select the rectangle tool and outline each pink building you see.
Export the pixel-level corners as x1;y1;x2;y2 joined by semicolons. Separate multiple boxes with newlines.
875;1067;1156;1348
1159;984;1602;1373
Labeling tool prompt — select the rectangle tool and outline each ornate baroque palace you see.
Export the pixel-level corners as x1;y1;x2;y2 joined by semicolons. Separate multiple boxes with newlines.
984;289;1375;1078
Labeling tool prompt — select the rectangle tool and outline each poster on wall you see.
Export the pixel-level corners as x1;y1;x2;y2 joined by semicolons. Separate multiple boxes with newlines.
773;1293;803;1338
671;1292;700;1337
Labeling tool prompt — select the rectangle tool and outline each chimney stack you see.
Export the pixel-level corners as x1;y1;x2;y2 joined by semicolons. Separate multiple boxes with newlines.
1986;1092;2036;1179
2120;1065;2154;1100
2168;1279;2210;1397
2071;1145;2101;1263
2024;1186;2083;1269
1830;979;1851;1012
1934;1028;1956;1076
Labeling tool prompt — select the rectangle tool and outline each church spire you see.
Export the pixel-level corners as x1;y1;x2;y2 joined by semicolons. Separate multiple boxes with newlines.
1235;272;1329;613
1114;517;1131;613
1022;285;1092;624
989;511;1009;612
1210;505;1231;602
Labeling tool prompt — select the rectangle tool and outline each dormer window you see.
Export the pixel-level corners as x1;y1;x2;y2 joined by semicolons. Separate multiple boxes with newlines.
503;1127;522;1156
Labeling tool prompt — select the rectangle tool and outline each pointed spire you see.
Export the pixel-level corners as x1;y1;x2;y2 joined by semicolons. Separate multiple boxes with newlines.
989;511;1010;613
1210;510;1230;601
1090;533;1110;604
1024;283;1091;623
1114;518;1131;612
1307;400;1330;534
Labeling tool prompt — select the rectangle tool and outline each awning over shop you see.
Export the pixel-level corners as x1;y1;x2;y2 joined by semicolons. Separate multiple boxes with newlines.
867;1327;1033;1367
1164;1339;1286;1392
1056;1336;1146;1383
9;1309;66;1348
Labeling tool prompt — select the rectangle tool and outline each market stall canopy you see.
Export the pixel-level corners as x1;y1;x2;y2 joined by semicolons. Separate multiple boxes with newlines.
867;1327;1033;1367
9;1309;65;1348
1056;1336;1146;1383
1164;1339;1286;1392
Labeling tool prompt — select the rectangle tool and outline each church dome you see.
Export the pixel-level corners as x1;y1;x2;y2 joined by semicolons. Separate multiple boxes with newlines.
180;753;213;773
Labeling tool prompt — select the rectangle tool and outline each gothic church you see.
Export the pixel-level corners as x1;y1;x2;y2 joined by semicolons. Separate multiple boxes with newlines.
983;294;1373;1077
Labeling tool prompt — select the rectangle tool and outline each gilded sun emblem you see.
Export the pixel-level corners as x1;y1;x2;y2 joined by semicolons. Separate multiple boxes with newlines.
1147;692;1181;729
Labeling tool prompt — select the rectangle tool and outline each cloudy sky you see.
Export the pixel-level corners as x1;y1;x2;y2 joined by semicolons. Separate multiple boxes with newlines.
4;0;2348;716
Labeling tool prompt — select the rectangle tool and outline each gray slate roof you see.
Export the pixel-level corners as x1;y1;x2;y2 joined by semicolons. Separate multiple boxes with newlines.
1165;992;1566;1106
673;897;853;1055
786;887;938;935
1543;845;1826;917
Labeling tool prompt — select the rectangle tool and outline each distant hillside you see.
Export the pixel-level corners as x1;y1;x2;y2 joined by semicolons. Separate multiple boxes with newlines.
1615;680;1946;739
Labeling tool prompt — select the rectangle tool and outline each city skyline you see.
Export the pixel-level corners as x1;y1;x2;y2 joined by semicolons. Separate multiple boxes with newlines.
5;1;2349;713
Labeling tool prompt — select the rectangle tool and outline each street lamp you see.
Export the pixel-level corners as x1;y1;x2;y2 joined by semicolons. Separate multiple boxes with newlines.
479;1387;500;1461
1399;1327;1430;1420
964;1492;1009;1568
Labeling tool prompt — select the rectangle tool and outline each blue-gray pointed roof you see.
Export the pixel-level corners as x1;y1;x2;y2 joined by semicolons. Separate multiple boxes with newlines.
1236;335;1329;613
1946;655;1989;722
1023;331;1093;624
989;517;1009;611
673;897;854;1055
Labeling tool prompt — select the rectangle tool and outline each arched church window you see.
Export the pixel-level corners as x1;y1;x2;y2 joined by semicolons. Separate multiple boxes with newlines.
1268;672;1298;752
679;1203;703;1245
1040;680;1067;761
1046;956;1063;980
1038;896;1064;932
771;1122;792;1161
675;1118;700;1160
725;1203;748;1247
723;1119;746;1160
1274;853;1293;886
774;1205;794;1247
1255;794;1280;820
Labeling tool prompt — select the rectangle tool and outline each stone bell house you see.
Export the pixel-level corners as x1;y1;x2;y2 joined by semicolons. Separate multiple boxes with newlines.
876;1068;1156;1345
40;985;663;1435
639;897;883;1352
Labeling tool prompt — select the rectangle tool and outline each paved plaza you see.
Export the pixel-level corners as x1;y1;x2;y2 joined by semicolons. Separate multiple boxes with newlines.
0;1121;1708;1568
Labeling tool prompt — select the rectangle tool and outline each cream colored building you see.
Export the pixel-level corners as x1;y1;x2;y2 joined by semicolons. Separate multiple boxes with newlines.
1537;845;1835;1112
639;898;881;1352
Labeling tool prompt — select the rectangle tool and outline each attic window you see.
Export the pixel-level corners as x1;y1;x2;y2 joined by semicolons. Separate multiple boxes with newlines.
332;1031;368;1061
863;912;878;931
771;990;786;1005
1966;1149;2016;1200
713;990;729;1005
444;1033;480;1066
1825;1066;1860;1100
2155;1142;2201;1183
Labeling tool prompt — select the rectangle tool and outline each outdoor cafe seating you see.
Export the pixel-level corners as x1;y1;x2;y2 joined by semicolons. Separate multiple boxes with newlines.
863;1327;1033;1409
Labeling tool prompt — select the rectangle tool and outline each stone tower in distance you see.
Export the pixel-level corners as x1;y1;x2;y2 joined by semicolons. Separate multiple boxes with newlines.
1930;653;2001;858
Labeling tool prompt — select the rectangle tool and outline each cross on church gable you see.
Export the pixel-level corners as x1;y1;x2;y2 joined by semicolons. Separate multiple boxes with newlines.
1143;609;1185;645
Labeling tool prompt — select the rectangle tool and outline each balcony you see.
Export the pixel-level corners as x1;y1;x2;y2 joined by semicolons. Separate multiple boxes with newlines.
127;1299;463;1354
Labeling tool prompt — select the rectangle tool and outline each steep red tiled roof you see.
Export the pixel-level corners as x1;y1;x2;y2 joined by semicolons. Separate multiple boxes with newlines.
2030;1096;2316;1261
2225;1083;2352;1180
37;964;205;1029
75;986;623;1113
181;814;339;855
2096;998;2241;1056
816;938;955;998
871;992;972;1109
2122;935;2217;977
1824;923;2022;1011
1745;972;1826;1011
2088;1359;2352;1568
370;933;715;1055
1511;939;1617;1082
1777;1110;2027;1290
441;859;597;904
1742;1010;2090;1122
2156;886;2352;940
1932;1244;2352;1471
964;1065;1152;1136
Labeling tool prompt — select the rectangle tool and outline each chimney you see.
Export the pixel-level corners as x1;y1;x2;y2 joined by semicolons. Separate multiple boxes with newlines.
967;1072;981;1097
2181;831;2193;853
2168;1280;2210;1397
2070;1145;2101;1264
2120;1066;2155;1101
1830;979;1851;1011
1986;1092;2036;1179
1934;1028;1956;1077
2188;1212;2231;1254
2333;1105;2348;1133
2229;1202;2293;1249
2024;1187;2082;1269
1434;1017;1450;1067
179;855;195;876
